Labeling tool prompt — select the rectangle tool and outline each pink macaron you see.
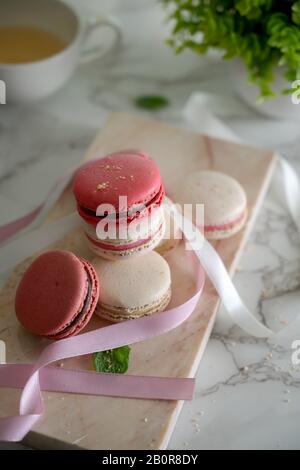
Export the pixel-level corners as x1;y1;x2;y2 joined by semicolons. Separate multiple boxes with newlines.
15;250;100;340
73;151;166;259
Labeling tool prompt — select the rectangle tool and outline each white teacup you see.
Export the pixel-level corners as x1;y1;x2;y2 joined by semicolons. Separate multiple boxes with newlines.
0;0;122;103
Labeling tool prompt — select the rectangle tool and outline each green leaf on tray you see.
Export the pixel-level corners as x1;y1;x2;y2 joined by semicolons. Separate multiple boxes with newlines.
135;95;170;110
93;346;131;374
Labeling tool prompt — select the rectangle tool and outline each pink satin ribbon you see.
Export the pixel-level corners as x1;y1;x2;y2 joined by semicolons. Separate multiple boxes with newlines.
0;257;204;441
0;365;195;400
0;175;73;245
0;206;41;245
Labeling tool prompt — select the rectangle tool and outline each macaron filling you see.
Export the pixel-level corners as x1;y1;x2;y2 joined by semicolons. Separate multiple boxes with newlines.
97;287;172;322
85;222;164;252
204;208;247;232
77;183;165;226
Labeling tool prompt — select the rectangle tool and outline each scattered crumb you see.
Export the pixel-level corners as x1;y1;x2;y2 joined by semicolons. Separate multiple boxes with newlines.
197;411;205;416
150;438;156;449
72;434;87;445
143;417;148;423
243;366;249;372
284;389;291;394
283;398;291;404
96;182;109;190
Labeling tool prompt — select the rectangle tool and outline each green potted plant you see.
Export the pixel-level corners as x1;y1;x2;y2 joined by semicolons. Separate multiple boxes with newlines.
162;0;300;118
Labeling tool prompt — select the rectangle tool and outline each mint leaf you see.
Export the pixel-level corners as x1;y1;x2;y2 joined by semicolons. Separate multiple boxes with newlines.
135;95;169;111
93;346;131;374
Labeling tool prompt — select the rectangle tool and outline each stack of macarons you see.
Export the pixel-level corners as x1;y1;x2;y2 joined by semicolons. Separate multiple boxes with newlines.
73;151;166;260
72;150;173;324
15;151;248;340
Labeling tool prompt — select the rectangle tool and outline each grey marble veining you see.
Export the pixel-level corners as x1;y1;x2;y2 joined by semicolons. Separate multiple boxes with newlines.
1;0;300;450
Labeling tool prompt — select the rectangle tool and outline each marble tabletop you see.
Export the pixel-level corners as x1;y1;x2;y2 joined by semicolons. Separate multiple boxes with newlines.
1;0;300;450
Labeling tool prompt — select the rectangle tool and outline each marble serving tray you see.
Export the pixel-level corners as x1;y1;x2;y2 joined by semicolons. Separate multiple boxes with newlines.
0;112;276;449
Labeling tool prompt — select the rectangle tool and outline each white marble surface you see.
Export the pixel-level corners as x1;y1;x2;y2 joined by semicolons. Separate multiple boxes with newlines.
1;0;300;450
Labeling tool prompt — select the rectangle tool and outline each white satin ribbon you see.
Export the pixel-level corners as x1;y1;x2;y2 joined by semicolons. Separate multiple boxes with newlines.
167;206;300;346
279;158;300;235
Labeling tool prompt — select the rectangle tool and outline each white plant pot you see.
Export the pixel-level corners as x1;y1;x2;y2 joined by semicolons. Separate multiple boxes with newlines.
235;63;300;120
